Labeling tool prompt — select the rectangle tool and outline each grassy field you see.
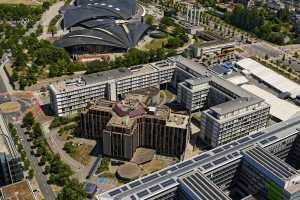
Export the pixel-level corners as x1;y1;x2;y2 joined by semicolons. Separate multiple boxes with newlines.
0;0;39;5
0;102;21;113
144;38;168;50
70;143;94;166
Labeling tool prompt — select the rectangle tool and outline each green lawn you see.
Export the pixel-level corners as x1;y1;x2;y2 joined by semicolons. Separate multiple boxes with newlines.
144;38;168;50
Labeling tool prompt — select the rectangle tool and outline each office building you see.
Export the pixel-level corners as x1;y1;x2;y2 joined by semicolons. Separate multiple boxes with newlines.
192;41;236;58
50;56;270;147
49;60;175;116
98;115;300;200
176;69;270;148
80;89;190;160
236;145;300;200
0;114;23;186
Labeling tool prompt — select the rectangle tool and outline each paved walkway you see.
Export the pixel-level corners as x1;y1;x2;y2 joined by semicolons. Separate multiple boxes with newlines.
41;121;84;172
42;121;97;181
40;1;65;36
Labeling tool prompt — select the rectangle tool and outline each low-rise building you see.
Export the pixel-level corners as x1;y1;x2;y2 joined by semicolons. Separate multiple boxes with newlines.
0;180;36;200
192;41;236;57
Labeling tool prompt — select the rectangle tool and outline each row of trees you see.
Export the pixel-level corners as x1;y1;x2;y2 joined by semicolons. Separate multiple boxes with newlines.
86;47;176;74
159;17;189;49
1;3;181;90
8;28;176;88
8;123;34;179
0;2;78;89
22;112;86;199
225;5;300;44
0;4;43;21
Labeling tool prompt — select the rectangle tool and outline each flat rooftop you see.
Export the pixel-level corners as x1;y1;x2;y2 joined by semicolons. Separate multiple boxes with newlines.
241;84;300;121
169;56;211;77
128;64;157;76
209;96;263;116
166;113;189;129
0;180;35;200
50;60;176;94
87;100;114;113
185;77;210;87
210;76;258;99
179;170;231;200
236;58;300;99
243;146;300;187
51;68;131;93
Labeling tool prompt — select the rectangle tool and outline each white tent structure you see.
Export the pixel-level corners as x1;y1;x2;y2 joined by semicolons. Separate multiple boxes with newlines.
236;58;300;98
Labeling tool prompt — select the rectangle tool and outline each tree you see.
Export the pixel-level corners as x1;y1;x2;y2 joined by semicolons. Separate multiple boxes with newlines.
49;154;73;185
57;179;87;200
42;2;51;10
32;123;43;138
22;112;34;128
264;54;269;60
145;15;154;26
14;52;28;67
63;142;76;154
166;37;182;48
28;168;34;179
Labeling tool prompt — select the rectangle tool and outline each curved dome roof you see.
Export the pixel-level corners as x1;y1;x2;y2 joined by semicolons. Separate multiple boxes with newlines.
62;0;137;29
54;22;149;50
56;0;147;52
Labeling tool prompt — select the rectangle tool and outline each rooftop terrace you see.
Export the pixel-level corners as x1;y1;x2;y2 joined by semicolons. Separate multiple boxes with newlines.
0;180;35;200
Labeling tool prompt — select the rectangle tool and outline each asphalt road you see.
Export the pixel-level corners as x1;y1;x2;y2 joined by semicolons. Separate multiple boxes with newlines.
16;124;56;200
0;56;56;199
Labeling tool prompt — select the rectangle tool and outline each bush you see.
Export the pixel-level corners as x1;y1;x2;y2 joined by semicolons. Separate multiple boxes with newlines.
50;116;77;129
149;31;167;39
22;112;34;128
63;142;77;154
96;157;110;174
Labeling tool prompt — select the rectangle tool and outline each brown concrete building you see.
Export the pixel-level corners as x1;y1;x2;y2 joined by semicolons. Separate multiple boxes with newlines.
80;88;190;160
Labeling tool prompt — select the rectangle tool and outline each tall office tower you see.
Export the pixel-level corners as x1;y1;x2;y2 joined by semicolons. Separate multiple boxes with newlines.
201;96;270;147
80;88;190;160
0;114;23;186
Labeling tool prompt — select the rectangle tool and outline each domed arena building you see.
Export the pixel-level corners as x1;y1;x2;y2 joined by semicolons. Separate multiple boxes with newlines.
54;0;149;55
